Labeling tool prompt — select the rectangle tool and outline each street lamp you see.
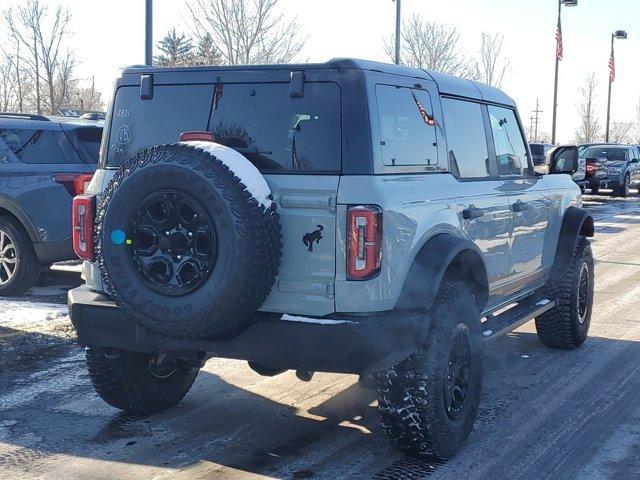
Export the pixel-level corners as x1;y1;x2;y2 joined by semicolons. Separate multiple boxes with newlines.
145;0;153;66
393;0;401;65
605;30;628;143
551;0;578;145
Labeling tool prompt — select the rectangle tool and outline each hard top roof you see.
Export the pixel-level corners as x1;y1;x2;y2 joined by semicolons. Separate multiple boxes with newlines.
122;58;515;107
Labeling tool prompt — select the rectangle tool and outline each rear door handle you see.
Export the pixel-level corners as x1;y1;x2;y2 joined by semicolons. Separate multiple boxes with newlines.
462;206;485;220
512;200;531;213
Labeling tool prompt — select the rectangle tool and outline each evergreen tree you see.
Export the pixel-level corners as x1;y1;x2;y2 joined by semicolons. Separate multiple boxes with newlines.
194;33;223;66
155;28;195;67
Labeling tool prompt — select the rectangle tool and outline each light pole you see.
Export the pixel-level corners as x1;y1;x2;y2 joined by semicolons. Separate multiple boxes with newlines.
551;0;578;145
393;0;401;65
605;30;628;143
145;0;153;66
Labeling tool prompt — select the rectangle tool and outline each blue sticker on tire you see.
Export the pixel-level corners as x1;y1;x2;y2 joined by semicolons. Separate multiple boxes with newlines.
111;229;126;245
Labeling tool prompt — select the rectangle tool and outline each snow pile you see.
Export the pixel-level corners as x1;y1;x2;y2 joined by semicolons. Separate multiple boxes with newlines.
182;141;273;209
0;300;68;327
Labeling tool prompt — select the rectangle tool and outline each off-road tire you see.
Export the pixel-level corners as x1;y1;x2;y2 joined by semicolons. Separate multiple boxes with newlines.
96;143;282;339
535;236;594;349
377;280;483;459
0;217;40;296
590;185;599;195
85;346;200;415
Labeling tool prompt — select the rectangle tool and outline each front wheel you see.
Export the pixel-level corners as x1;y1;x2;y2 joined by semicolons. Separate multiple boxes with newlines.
85;347;201;414
377;280;483;459
535;236;594;349
615;176;630;197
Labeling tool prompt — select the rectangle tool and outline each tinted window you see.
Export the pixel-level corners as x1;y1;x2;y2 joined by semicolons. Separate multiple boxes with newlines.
583;147;627;162
210;83;341;172
488;106;529;176
65;126;102;164
530;144;544;156
376;85;438;167
0;128;67;164
441;98;490;178
107;84;214;166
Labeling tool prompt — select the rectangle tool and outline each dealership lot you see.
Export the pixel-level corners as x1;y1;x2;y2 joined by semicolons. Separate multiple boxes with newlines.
0;194;639;480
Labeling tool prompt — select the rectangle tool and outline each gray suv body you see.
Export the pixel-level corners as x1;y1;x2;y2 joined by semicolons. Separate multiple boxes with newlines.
69;59;595;459
0;113;100;295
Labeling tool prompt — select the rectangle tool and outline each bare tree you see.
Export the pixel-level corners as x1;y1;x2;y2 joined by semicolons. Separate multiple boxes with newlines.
475;33;510;88
574;73;602;144
4;0;76;115
609;121;634;144
0;53;19;112
384;15;476;78
186;0;306;65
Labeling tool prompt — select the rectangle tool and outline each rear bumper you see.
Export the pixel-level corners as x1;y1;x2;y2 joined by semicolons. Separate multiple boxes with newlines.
69;286;429;374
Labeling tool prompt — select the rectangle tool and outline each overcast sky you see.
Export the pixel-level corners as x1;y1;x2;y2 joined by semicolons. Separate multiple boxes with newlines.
4;0;639;143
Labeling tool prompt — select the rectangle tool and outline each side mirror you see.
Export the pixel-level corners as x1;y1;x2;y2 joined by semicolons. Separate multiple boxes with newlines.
631;158;639;164
547;145;579;174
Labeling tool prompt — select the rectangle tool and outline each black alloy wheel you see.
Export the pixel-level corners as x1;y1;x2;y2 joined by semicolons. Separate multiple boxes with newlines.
129;190;217;297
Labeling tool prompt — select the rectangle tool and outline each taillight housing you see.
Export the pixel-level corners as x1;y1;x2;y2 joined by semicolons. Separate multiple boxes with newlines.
180;131;215;142
72;195;95;260
53;173;94;196
585;158;597;177
347;205;383;280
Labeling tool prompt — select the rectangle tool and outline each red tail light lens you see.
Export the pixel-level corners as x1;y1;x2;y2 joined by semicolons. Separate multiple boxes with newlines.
72;195;95;260
347;205;382;280
585;159;597;177
180;131;215;142
53;173;94;196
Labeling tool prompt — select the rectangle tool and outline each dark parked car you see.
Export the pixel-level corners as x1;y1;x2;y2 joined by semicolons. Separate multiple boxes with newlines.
529;143;553;167
0;113;101;295
581;144;640;197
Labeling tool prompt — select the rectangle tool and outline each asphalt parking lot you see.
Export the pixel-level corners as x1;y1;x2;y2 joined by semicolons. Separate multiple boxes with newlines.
2;193;640;480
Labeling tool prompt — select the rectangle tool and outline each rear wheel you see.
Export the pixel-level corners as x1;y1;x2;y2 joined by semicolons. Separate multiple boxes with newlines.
0;217;40;296
590;185;599;195
377;280;483;459
85;347;201;415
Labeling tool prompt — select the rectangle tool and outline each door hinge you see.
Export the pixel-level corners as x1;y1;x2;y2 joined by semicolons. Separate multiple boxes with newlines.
328;196;337;211
325;283;335;298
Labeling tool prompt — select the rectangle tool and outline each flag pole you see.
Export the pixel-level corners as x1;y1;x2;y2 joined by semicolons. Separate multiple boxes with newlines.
394;0;401;65
551;0;562;145
605;34;614;143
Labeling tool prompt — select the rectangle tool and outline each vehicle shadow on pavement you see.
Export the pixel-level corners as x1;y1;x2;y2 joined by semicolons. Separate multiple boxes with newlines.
2;329;640;479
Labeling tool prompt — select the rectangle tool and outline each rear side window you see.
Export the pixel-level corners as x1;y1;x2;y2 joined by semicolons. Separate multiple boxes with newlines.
441;98;490;179
487;106;529;176
376;85;438;167
106;84;214;167
209;83;341;172
65;126;102;164
0;128;68;164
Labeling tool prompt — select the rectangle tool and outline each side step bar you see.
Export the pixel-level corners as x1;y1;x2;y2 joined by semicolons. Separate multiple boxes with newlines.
482;297;556;342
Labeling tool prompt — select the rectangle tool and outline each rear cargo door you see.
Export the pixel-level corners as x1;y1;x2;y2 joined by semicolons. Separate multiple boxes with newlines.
208;82;342;316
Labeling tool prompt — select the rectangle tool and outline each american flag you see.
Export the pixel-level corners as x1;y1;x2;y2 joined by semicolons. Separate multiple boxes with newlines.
609;46;616;82
556;17;564;61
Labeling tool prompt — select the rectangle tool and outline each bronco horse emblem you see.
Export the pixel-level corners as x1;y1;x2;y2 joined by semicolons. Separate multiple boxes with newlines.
303;225;324;252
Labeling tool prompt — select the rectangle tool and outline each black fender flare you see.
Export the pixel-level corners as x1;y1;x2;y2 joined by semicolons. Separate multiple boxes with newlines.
550;206;594;281
0;194;40;242
395;233;489;312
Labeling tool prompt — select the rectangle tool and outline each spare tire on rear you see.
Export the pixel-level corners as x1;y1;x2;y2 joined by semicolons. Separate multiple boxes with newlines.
96;142;282;339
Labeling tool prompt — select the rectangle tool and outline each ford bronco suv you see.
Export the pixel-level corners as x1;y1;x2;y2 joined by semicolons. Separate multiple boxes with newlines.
69;60;595;459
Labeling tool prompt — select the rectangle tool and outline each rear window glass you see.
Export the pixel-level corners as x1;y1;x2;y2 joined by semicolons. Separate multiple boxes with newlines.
106;82;341;173
65;126;102;164
530;144;544;155
106;84;215;166
0;128;68;164
210;83;341;172
583;147;627;162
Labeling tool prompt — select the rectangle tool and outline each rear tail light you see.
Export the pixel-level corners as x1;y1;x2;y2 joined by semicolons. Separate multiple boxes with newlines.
53;173;94;196
585;159;597;177
347;205;382;280
72;195;95;260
